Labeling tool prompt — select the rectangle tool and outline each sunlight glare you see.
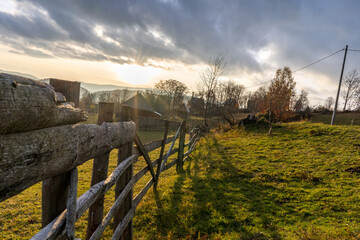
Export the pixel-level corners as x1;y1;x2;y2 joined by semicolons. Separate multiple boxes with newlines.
112;63;163;86
0;0;17;14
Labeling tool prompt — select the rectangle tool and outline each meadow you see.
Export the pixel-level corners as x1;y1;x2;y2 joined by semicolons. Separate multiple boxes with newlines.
0;130;180;239
133;122;360;239
1;121;360;239
312;112;360;125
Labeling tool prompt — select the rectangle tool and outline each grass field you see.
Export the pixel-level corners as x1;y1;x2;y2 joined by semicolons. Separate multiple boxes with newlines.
133;122;360;239
312;112;360;125
0;130;180;239
2;122;360;239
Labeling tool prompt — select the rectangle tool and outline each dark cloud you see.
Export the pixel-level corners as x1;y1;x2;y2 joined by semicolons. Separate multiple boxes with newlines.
1;0;360;85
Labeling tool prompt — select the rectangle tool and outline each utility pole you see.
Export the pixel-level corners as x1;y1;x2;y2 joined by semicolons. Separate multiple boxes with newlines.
331;45;348;125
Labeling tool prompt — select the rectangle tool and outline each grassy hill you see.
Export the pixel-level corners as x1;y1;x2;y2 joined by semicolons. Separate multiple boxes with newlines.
134;122;360;239
312;112;360;125
1;122;360;239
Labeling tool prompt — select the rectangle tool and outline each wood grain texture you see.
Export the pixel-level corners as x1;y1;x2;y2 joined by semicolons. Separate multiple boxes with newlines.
160;125;182;172
113;142;133;239
177;121;186;172
134;158;159;183
133;179;154;207
66;168;78;240
89;179;135;240
0;121;135;202
154;121;169;190
86;102;114;239
31;155;136;240
132;136;175;156
134;134;157;182
111;208;136;240
0;73;87;134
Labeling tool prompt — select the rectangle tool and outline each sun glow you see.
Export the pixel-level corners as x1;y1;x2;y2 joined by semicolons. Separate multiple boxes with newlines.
112;63;164;86
0;0;17;14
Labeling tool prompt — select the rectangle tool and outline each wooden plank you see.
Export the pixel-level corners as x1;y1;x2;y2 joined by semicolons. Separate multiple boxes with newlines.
86;102;114;239
160;123;182;172
31;155;136;240
133;179;154;207
0;73;87;134
185;133;197;148
163;159;177;171
89;178;135;240
49;78;80;107
132;135;175;156
184;136;200;157
0;121;135;202
133;146;180;184
134;134;157;183
134;158;159;183
111;207;136;240
169;147;179;155
42;79;82;228
113;142;133;239
154;121;169;190
66;168;78;240
41;173;70;227
177;121;186;172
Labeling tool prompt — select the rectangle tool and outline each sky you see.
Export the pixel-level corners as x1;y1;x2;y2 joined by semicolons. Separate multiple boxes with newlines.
1;0;360;106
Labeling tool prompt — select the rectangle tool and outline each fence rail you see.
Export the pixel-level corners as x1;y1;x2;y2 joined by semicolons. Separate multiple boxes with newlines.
30;120;200;240
0;75;202;240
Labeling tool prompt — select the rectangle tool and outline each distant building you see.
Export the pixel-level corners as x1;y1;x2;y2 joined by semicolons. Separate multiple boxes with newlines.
121;93;161;118
189;96;204;116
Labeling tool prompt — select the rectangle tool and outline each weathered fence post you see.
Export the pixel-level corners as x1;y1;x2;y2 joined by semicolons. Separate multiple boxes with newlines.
49;78;81;107
86;102;114;239
113;107;133;239
42;79;80;227
177;121;186;173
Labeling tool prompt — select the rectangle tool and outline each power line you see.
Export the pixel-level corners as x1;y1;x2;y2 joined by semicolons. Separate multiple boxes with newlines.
292;48;344;73
244;48;345;89
244;80;271;89
348;49;360;52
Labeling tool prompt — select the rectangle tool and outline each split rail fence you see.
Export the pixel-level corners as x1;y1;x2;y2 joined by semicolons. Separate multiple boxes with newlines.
0;74;201;240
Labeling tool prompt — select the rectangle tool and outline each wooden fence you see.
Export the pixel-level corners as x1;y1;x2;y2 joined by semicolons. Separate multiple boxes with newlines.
0;74;201;240
31;116;199;240
129;115;181;131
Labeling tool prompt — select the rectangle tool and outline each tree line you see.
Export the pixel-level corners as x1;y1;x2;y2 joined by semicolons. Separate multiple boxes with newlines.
80;56;360;123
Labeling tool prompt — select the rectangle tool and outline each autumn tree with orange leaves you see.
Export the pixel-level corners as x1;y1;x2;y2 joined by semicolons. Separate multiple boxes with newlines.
268;66;296;122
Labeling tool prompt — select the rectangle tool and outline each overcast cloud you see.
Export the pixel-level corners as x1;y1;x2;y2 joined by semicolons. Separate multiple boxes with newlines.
1;0;360;93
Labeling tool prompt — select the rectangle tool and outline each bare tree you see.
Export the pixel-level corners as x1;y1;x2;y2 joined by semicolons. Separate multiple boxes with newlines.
197;56;226;124
342;69;360;111
110;89;130;104
247;86;268;113
80;90;96;113
98;91;112;102
121;88;130;102
154;79;188;112
216;79;245;122
293;89;309;112
324;96;334;111
111;89;122;104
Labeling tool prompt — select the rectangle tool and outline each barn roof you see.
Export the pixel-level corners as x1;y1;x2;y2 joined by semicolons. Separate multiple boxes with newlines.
122;93;155;112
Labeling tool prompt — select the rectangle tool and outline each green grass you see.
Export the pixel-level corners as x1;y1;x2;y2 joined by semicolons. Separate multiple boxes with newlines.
0;130;180;239
2;122;360;239
133;122;360;239
312;112;360;125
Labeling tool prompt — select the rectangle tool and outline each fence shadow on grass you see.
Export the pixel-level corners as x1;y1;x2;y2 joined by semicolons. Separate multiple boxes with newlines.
149;135;288;239
153;173;188;237
187;137;283;239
